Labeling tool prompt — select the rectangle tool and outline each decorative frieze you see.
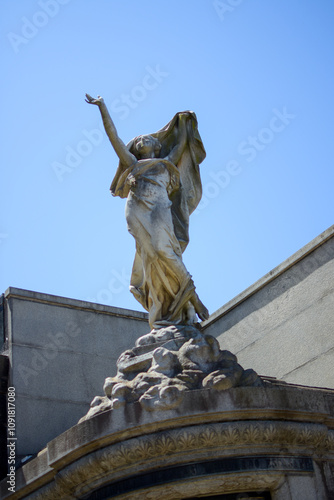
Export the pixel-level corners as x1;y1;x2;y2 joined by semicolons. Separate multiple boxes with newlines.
32;420;332;500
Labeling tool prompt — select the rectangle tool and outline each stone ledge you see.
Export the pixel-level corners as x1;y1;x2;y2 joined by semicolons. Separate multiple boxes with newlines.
1;384;334;499
45;385;334;469
4;287;148;321
4;419;333;500
202;223;334;328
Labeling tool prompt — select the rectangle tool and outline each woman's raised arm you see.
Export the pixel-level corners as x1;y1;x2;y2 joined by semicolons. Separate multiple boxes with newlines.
166;112;190;165
85;94;136;168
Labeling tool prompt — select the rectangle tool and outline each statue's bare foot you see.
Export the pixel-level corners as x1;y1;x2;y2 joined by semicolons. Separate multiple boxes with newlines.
191;293;209;322
185;302;197;325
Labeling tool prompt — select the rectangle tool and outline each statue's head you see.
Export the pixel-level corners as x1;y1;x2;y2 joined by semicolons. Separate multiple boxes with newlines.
134;135;161;159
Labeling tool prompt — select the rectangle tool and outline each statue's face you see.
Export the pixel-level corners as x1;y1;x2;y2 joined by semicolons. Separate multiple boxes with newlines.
135;135;156;158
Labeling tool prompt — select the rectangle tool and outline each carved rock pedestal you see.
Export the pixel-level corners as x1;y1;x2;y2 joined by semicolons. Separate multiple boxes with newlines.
80;325;262;420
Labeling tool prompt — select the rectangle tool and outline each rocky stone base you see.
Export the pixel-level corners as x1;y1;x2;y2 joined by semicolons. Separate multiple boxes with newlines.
80;325;263;421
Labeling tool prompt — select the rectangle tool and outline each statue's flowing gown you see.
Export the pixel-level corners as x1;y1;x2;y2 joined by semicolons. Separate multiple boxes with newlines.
109;112;206;328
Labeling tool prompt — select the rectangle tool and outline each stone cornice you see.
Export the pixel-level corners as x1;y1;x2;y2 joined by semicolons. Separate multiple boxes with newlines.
2;385;334;499
26;421;334;499
4;287;148;321
202;223;334;328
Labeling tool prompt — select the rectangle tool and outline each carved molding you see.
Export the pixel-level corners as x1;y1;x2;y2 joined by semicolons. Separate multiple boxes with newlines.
32;420;334;500
99;473;282;500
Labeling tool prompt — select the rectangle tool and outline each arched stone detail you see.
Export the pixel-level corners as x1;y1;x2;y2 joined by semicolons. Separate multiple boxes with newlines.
33;420;333;500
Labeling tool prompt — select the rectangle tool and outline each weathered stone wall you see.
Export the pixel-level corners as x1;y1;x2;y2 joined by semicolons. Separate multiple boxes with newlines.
3;288;149;458
203;225;334;389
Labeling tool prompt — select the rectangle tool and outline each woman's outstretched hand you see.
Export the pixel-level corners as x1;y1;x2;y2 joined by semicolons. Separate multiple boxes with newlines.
85;93;104;106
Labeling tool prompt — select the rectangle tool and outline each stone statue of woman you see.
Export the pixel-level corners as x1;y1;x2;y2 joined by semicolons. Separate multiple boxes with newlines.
86;94;209;329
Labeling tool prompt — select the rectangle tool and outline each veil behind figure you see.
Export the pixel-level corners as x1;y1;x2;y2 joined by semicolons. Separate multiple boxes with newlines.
110;111;206;252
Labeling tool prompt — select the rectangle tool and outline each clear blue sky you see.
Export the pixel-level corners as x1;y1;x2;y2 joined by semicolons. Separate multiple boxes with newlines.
1;0;333;316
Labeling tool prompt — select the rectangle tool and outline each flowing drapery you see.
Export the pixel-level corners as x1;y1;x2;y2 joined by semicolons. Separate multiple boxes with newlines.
110;112;206;327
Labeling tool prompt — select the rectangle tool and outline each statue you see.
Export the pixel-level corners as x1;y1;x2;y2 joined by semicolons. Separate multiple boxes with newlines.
79;95;263;419
85;94;209;329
